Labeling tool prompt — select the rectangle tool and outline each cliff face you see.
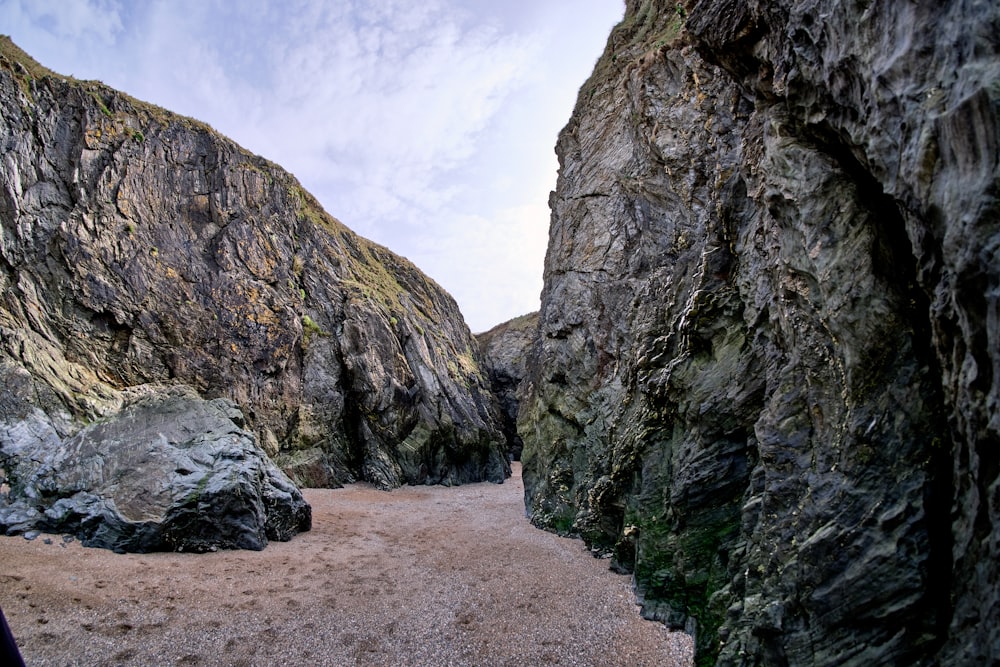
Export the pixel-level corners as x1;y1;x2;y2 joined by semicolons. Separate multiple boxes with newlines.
520;1;999;665
0;37;508;494
476;312;539;460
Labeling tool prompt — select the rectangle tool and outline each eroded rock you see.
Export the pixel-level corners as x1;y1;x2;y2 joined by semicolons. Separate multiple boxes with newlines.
520;1;999;665
0;384;311;553
0;37;508;494
477;312;539;460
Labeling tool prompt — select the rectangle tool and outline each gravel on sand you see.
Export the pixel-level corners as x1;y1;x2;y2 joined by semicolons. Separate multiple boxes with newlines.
0;463;693;666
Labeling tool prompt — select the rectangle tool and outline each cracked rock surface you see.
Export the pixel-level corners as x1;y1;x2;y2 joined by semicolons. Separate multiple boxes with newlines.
519;1;999;664
0;383;311;553
0;37;508;510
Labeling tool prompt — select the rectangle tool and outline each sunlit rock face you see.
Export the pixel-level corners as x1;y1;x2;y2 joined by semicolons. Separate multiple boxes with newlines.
519;1;999;664
0;36;509;512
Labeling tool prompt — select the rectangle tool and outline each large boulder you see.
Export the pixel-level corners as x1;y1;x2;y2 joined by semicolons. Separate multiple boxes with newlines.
0;382;311;553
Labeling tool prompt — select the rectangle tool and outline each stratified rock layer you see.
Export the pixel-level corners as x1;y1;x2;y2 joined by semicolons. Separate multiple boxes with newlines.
519;1;998;665
0;37;509;498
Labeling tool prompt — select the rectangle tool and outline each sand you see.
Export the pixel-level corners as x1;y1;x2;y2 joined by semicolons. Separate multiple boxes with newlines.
0;463;693;666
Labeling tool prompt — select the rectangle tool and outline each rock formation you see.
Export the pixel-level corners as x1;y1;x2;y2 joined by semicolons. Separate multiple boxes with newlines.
0;34;509;527
477;312;538;460
519;1;999;665
0;383;311;553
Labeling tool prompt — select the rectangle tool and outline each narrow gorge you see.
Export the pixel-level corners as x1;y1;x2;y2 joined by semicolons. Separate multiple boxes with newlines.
0;0;998;664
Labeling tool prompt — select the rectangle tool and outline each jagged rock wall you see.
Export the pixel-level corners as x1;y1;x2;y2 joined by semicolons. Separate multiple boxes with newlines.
519;1;998;665
0;37;509;493
477;312;539;460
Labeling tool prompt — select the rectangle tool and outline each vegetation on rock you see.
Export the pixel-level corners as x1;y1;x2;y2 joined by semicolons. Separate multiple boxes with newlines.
0;34;509;523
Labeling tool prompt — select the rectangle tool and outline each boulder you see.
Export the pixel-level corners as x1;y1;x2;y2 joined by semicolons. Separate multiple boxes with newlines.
0;384;311;553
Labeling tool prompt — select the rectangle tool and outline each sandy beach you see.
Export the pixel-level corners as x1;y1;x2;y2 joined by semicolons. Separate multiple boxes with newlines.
0;463;692;666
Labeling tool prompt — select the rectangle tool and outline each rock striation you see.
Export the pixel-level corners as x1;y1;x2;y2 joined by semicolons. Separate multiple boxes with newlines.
476;312;539;460
0;35;509;522
519;1;999;665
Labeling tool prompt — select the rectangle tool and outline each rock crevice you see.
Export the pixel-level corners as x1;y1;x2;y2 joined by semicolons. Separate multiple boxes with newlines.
0;36;509;550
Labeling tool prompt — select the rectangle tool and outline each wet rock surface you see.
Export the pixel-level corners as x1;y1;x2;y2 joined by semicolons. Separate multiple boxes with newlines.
519;1;999;665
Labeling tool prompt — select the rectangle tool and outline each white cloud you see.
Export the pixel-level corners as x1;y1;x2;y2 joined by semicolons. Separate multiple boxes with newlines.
416;200;552;333
1;0;624;331
0;0;123;44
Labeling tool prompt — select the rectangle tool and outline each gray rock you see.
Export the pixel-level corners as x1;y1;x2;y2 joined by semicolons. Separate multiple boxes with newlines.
477;312;539;460
0;385;311;553
520;1;999;665
0;37;508;490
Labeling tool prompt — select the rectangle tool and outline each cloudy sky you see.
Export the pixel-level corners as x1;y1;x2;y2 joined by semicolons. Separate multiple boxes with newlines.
1;0;623;332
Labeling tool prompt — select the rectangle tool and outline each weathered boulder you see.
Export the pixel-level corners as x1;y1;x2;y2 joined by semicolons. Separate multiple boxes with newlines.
0;37;508;493
0;382;311;552
477;312;538;460
519;1;999;665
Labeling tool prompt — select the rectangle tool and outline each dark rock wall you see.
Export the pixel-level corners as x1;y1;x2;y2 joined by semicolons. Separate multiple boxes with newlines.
476;312;539;460
0;383;312;553
519;1;998;665
0;38;509;492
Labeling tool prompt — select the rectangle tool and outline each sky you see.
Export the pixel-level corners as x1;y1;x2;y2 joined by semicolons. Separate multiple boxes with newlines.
0;0;623;332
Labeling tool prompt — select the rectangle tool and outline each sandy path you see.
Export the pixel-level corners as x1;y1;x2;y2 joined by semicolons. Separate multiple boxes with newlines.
0;463;692;666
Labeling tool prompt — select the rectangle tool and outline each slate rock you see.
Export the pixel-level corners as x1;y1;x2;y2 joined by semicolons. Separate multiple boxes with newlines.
0;37;508;491
519;1;1000;665
0;385;311;553
477;312;539;460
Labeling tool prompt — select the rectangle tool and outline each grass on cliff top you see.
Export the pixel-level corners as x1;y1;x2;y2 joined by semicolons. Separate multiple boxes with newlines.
0;35;58;80
0;35;241;151
575;1;687;113
290;185;449;325
293;184;487;385
476;311;540;340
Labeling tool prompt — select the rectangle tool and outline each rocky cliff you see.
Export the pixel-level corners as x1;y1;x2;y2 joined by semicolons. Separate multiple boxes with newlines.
519;1;999;665
0;36;509;503
477;312;538;460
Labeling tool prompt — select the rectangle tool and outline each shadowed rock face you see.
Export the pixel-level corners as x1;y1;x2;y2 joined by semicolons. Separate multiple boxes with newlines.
519;1;998;665
0;38;509;498
476;312;539;461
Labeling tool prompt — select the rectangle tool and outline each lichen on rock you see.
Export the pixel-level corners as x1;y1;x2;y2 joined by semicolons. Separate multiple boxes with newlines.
0;35;509;506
